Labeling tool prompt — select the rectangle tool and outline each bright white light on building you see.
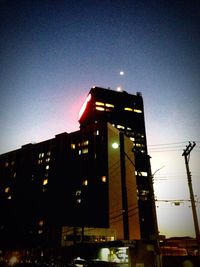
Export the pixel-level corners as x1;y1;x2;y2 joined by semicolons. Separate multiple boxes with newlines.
112;142;119;149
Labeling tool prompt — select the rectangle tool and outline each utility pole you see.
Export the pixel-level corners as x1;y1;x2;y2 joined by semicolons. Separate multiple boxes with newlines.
148;159;164;267
120;132;129;240
182;141;200;257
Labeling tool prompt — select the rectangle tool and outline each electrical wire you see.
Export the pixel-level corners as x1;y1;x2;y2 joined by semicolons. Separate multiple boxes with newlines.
148;141;200;153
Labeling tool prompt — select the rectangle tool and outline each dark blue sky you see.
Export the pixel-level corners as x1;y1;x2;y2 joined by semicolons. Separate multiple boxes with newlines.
1;0;200;237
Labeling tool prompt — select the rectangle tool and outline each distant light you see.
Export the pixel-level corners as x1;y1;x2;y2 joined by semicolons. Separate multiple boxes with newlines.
112;142;119;149
9;256;18;266
120;71;124;75
117;86;122;92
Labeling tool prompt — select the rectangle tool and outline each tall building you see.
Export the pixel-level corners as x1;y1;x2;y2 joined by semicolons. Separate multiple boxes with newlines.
78;86;157;240
0;86;160;267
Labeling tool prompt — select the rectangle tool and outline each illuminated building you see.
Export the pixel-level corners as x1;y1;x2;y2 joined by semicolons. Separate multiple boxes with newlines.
0;122;140;250
78;86;158;240
0;86;159;267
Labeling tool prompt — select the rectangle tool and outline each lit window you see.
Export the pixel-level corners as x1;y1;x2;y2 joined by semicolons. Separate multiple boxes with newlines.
71;143;76;149
134;109;142;113
75;190;82;204
83;180;88;186
95;100;114;109
38;220;44;226
38;159;42;164
124;107;133;111
135;171;148;176
130;137;135;142
82;148;88;154
45;165;49;170
95;101;104;106
47;151;51;156
102;176;106;182
141;172;148;176
135;143;143;147
83;140;89;146
96;130;99;135
96;107;105;111
105;103;114;108
46;158;50;162
7;195;12;200
140;190;149;201
13;172;16;178
117;125;125;129
39;153;44;158
79;150;82;155
38;230;43;234
43;179;48;186
5;187;10;193
127;127;132;130
141;190;149;195
11;161;15;165
5;162;9;167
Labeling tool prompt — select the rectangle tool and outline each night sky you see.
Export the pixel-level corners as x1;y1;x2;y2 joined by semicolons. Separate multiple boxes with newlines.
1;0;200;238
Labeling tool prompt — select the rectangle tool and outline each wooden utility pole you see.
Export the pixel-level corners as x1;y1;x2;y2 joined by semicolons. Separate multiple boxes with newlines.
182;141;200;257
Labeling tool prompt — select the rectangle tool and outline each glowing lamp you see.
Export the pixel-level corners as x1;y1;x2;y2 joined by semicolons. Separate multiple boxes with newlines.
112;142;119;149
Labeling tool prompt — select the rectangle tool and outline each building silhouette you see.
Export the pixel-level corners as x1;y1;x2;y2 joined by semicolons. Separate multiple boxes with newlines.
78;87;157;240
0;122;140;249
0;87;159;266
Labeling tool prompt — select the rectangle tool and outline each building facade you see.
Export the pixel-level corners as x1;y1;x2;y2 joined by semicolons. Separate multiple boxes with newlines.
0;122;140;251
78;87;157;240
0;86;160;267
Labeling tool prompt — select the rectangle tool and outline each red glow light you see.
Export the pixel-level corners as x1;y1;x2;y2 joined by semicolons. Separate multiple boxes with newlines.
78;93;91;121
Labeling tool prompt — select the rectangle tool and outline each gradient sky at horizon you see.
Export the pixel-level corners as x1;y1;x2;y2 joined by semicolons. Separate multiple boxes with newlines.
1;0;200;238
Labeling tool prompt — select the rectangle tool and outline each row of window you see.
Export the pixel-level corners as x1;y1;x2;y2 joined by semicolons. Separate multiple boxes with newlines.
38;151;51;158
4;161;15;168
95;101;142;114
82;175;107;186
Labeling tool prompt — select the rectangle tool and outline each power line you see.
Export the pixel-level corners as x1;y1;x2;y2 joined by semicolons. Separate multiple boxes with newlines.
149;149;183;153
148;141;189;147
148;141;200;152
156;199;200;204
